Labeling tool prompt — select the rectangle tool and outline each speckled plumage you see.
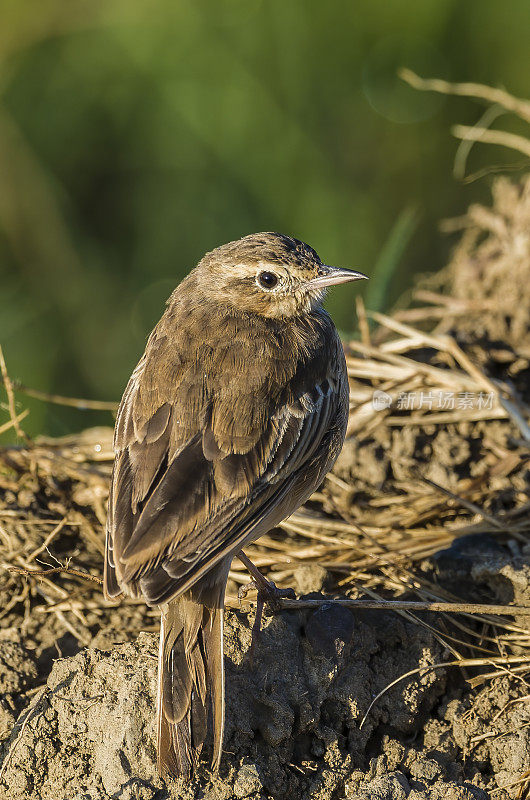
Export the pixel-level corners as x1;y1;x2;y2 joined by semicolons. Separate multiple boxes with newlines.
103;232;366;778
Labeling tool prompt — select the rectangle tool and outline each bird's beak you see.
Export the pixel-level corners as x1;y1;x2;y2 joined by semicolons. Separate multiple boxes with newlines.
306;265;369;289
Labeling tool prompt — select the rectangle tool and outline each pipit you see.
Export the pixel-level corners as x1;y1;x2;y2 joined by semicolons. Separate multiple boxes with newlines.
104;232;367;778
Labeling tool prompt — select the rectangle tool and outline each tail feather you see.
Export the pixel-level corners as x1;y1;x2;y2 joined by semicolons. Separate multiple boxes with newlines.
206;600;224;770
157;577;226;778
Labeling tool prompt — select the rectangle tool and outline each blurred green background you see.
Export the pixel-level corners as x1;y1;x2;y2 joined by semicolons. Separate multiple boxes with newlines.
1;0;530;438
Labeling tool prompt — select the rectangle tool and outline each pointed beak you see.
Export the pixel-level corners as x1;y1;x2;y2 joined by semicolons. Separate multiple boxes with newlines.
306;265;369;289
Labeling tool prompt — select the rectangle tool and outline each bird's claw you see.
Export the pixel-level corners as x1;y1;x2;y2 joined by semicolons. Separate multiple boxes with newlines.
237;577;295;612
259;581;296;612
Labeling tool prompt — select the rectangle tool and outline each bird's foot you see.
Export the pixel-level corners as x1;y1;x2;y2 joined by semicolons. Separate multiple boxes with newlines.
238;576;295;611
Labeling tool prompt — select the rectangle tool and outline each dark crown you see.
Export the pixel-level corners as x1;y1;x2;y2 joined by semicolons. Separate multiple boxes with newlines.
202;232;321;273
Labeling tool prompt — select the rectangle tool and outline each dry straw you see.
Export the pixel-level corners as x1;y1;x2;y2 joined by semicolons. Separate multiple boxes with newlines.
1;289;529;693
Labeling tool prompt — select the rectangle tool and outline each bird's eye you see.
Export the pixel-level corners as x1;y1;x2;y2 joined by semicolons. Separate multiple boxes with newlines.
257;271;279;290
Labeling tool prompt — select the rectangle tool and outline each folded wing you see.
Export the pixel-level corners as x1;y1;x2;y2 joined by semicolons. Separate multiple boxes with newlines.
104;332;346;606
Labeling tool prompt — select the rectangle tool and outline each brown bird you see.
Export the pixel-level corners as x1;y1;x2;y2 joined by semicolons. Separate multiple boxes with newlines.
103;232;367;778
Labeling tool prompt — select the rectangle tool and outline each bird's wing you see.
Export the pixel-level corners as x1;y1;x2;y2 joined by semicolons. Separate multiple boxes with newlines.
104;327;347;606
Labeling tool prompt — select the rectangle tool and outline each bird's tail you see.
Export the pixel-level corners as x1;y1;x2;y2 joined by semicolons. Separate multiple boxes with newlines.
157;577;226;778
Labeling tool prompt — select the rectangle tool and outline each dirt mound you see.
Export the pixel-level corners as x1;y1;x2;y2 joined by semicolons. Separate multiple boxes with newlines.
0;605;471;800
1;544;530;800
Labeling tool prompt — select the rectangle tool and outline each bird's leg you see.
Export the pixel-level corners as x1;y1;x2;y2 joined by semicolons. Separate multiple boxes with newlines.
237;551;296;607
236;551;296;656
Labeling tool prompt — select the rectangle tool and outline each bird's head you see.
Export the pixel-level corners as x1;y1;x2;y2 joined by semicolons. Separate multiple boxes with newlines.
189;232;367;318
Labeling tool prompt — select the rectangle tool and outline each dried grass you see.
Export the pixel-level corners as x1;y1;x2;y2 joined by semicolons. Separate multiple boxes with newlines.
1;292;529;689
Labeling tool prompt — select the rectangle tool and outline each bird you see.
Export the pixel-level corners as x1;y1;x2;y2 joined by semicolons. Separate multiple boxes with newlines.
103;232;367;779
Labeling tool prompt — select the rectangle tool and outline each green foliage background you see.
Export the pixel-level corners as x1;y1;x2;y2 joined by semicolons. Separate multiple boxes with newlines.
1;0;530;436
